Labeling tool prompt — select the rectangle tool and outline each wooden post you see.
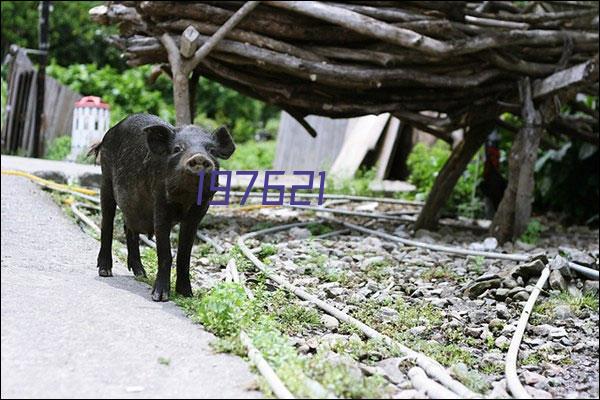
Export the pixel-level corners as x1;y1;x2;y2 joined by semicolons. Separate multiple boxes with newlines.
33;1;49;157
160;1;259;126
414;122;492;231
491;78;542;243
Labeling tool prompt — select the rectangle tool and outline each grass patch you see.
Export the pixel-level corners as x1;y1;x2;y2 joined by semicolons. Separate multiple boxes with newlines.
421;265;461;282
307;349;390;398
262;289;321;335
365;259;393;281
532;290;599;322
468;256;486;275
256;243;278;260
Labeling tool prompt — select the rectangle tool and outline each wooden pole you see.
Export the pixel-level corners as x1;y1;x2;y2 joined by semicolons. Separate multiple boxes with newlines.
414;122;492;231
491;78;543;243
33;1;49;157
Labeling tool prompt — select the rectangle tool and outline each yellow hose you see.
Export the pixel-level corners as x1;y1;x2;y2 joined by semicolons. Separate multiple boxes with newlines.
1;169;99;196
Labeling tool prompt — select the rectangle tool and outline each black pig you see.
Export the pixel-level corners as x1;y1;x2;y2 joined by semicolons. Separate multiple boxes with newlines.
90;114;235;301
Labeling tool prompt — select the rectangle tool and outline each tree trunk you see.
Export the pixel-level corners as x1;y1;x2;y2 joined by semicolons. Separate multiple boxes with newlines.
491;78;542;243
414;122;492;230
189;70;201;122
173;72;191;125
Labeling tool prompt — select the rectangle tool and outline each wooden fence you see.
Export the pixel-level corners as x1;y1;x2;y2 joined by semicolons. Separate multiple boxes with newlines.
1;48;80;156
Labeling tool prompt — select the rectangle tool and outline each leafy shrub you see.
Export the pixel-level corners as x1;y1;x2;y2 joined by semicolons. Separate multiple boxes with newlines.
327;167;379;196
518;218;545;244
44;136;71;160
197;282;253;336
220;140;276;170
47;62;280;144
407;141;484;217
47;62;175;125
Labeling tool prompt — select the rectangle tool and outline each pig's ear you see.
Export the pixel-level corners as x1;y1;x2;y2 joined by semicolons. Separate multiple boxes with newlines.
144;124;174;155
212;126;235;159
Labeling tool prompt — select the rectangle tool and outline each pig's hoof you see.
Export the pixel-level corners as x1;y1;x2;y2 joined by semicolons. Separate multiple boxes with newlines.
175;282;193;297
98;267;113;277
152;283;169;302
130;263;147;278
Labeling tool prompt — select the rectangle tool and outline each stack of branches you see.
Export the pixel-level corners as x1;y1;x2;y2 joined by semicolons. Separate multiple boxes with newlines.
91;1;599;141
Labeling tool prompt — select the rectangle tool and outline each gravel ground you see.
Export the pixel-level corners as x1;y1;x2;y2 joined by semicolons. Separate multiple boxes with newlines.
185;199;599;398
40;182;599;399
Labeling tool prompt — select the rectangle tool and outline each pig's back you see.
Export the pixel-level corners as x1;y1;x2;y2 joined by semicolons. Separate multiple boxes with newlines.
100;114;173;234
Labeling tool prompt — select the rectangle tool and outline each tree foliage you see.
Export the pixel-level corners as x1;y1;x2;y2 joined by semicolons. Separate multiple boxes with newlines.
47;62;279;143
1;1;124;68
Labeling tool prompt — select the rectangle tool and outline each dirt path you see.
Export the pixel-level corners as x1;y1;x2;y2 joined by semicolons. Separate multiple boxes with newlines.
0;174;261;399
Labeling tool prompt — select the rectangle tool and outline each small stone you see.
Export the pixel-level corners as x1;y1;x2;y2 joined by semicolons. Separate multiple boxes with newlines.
489;380;510;398
408;326;427;336
559;246;596;266
496;303;510;319
525;386;552;399
321;314;339;330
289;227;311;240
502;277;519;289
379;306;399;322
495;288;510;300
549;254;571;276
376;358;407;385
489;319;505;332
469;310;488;324
466;327;483;338
583;280;599;295
297;344;310;354
78;172;102;188
495;335;510;349
523;371;548;387
567;283;582;298
549;270;567;291
355;201;379;212
325;286;344;298
511;259;545;280
513;291;530;302
33;170;68;184
549;327;568;338
475;273;500;282
463;278;502;298
516;240;536;251
530;324;552;337
483;237;498;251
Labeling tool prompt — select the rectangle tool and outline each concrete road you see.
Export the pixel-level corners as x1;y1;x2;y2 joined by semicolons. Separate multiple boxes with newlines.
0;174;261;399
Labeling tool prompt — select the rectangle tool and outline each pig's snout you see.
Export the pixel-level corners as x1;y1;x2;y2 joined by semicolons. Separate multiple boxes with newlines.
184;154;214;175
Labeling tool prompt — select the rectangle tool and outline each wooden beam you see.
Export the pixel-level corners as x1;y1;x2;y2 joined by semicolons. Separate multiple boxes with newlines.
180;26;200;58
532;56;599;98
186;1;260;73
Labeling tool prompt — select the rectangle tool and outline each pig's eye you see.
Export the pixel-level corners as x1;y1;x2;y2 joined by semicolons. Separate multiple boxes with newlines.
173;145;183;154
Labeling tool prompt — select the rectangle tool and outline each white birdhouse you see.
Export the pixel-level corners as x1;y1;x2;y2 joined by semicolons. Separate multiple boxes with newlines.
69;96;110;161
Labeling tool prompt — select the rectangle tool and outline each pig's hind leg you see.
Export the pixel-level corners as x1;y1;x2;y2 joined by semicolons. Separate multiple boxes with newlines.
124;224;147;277
97;178;116;277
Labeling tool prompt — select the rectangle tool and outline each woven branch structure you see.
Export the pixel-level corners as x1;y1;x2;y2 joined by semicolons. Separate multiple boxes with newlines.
91;1;599;238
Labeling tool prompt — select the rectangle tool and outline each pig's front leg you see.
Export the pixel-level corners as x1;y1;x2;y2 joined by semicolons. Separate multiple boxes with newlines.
175;202;210;297
152;207;173;302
